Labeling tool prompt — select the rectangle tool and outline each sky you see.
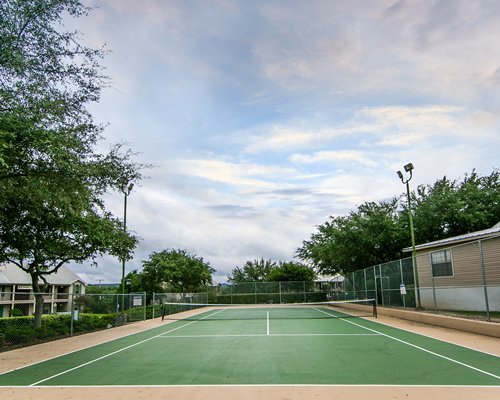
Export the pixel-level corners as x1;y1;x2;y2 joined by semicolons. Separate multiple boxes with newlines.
69;0;500;285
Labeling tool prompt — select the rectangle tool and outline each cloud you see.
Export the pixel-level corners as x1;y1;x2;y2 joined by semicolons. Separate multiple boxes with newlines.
241;104;478;156
169;158;294;190
243;125;319;152
241;121;359;154
67;0;500;286
290;150;378;167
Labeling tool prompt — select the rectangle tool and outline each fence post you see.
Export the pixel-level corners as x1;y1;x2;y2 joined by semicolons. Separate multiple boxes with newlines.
352;272;356;299
429;253;437;312
478;240;491;321
399;259;406;309
363;269;367;299
152;293;156;319
70;286;74;336
379;265;387;307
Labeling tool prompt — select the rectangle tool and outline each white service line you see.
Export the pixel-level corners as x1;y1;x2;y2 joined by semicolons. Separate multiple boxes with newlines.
314;307;500;381
29;308;225;387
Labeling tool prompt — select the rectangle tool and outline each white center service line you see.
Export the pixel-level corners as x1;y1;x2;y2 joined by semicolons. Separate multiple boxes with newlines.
267;311;270;336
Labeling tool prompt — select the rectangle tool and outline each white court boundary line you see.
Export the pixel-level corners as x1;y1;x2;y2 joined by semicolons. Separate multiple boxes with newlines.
8;383;500;388
314;308;500;381
29;309;226;387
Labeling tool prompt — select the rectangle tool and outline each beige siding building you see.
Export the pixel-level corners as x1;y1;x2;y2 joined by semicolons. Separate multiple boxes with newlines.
0;263;85;317
407;224;500;312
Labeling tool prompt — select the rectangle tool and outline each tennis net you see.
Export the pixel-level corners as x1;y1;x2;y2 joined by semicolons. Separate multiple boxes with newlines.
160;299;377;321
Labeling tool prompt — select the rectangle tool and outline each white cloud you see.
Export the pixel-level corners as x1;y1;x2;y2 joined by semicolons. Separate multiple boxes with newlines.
290;150;377;168
244;125;318;152
242;124;349;153
168;158;294;190
66;0;500;285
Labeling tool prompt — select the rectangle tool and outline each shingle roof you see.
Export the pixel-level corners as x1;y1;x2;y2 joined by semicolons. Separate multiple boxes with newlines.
0;263;85;285
403;224;500;252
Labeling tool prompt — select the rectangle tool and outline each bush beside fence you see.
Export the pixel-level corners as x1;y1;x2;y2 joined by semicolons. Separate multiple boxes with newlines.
0;313;116;352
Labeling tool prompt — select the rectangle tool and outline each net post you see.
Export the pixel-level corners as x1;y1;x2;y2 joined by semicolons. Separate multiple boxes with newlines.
372;298;377;318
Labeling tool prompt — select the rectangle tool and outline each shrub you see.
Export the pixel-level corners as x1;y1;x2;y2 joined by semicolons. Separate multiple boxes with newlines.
9;308;23;317
0;313;119;352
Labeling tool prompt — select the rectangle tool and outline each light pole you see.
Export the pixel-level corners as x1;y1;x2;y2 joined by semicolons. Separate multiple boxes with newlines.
397;163;421;308
121;182;134;313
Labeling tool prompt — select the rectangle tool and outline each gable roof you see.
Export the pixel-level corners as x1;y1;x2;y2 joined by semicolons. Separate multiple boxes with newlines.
0;263;85;286
403;224;500;253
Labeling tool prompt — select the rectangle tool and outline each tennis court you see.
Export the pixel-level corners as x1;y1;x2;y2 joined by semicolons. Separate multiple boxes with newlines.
0;301;499;397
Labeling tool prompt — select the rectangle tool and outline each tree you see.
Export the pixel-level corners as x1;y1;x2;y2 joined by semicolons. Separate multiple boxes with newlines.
0;1;148;327
409;170;500;244
297;169;500;278
297;199;404;276
122;269;164;301
266;261;316;282
142;249;216;293
0;0;106;117
0;138;143;326
227;258;276;283
228;258;316;283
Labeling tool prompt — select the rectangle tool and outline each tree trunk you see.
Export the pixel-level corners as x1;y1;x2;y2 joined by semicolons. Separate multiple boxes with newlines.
30;274;44;328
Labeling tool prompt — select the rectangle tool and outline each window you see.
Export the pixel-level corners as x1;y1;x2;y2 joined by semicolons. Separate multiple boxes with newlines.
431;250;453;277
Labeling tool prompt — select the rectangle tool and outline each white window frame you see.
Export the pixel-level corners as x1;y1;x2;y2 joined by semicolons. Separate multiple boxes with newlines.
430;249;454;277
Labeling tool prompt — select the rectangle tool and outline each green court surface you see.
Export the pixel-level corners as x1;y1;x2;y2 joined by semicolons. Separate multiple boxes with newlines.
0;306;499;387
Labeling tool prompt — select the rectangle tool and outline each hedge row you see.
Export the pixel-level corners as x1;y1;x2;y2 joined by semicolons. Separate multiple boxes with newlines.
0;313;116;352
0;305;159;352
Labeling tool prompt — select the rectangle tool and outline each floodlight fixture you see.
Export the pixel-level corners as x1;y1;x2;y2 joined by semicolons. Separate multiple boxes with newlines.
404;162;414;173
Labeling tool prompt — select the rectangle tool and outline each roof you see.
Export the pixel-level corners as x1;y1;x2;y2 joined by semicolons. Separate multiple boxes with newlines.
403;223;500;253
0;263;85;286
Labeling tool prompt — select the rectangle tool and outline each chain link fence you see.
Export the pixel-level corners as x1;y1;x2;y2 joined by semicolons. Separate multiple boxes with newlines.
0;292;146;352
152;281;339;319
332;257;416;308
3;235;498;351
333;236;500;320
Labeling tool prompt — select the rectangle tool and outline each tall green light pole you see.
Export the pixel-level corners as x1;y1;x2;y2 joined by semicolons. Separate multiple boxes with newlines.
121;181;134;313
397;163;421;308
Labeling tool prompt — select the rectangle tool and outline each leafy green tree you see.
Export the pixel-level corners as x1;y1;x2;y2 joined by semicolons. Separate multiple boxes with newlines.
85;285;118;295
142;249;216;293
0;0;106;118
409;170;500;244
227;258;276;282
228;259;316;283
296;199;405;276
298;169;500;278
0;0;148;327
266;261;316;282
121;269;164;301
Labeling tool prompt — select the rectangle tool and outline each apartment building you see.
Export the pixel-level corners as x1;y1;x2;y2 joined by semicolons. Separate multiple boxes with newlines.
0;263;86;317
